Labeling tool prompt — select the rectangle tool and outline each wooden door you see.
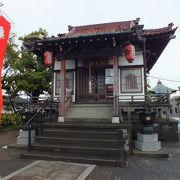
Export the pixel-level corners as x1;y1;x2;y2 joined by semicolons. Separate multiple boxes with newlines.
77;68;105;102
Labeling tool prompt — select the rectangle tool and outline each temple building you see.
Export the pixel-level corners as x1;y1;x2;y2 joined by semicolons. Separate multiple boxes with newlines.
20;18;178;165
150;80;177;119
151;80;176;95
26;18;177;122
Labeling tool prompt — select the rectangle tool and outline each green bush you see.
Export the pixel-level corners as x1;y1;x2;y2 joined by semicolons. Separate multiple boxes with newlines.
1;113;22;129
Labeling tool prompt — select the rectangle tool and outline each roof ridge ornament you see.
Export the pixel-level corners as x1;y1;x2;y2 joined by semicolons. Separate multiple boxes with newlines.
168;23;174;28
68;25;74;31
135;18;140;24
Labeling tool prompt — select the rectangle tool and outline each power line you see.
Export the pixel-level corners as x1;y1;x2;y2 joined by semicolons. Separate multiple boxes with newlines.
149;75;180;83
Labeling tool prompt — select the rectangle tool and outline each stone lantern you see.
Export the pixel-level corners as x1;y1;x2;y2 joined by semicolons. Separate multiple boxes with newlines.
135;110;161;151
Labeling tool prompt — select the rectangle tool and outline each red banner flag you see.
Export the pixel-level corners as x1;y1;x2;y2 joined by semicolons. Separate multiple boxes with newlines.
0;15;11;121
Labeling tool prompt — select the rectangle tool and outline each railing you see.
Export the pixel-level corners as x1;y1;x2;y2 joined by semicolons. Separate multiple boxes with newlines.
24;101;49;151
23;97;60;151
118;93;170;107
117;93;171;121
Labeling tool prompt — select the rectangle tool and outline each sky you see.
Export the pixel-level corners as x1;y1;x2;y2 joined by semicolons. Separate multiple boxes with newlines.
1;0;180;92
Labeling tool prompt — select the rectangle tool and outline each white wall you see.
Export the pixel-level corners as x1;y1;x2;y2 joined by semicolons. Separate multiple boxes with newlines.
118;51;144;66
108;51;144;66
53;51;145;102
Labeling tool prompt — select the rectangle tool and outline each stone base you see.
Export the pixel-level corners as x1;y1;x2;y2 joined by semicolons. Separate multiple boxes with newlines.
112;117;119;123
137;133;158;143
58;116;64;122
135;140;161;151
17;136;35;145
135;133;161;151
17;129;35;145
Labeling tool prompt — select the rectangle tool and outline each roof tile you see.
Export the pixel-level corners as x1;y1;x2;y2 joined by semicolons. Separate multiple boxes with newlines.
65;20;138;37
64;19;177;38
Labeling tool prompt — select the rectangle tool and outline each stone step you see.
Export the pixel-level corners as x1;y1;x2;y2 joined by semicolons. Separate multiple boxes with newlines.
43;122;130;129
17;120;130;166
71;104;113;107
65;105;113;118
21;151;126;167
64;117;112;124
64;118;112;123
29;143;123;157
42;129;123;140
36;136;125;148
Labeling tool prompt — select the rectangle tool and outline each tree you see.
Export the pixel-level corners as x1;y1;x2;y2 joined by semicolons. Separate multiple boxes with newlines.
3;28;52;107
176;96;180;106
2;33;19;91
17;28;52;100
2;33;20;112
14;50;52;99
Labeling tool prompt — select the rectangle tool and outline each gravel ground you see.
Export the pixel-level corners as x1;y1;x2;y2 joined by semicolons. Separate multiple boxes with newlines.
0;129;35;178
0;129;19;147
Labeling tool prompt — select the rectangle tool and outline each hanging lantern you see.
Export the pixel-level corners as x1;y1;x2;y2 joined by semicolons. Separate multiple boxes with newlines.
125;44;135;63
44;51;53;66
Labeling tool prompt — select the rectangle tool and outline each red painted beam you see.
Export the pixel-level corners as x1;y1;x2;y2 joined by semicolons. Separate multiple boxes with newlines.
113;55;119;117
59;60;66;117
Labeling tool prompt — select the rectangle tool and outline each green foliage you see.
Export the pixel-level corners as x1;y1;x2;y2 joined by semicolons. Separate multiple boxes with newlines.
2;28;52;100
146;76;152;97
2;33;20;93
19;28;48;42
12;49;52;96
175;96;180;105
1;113;22;129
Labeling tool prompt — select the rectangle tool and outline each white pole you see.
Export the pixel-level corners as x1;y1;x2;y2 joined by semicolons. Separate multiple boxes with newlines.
0;2;3;16
0;2;14;24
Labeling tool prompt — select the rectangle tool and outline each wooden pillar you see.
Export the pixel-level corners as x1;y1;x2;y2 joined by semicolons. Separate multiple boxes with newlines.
75;59;78;102
112;55;119;123
143;38;147;104
58;59;66;122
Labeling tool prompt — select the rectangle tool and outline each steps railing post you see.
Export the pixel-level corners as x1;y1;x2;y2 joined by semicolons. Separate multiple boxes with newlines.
50;98;53;120
28;125;32;152
40;111;43;133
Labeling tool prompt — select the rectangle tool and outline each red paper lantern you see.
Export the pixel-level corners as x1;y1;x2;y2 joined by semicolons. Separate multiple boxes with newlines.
125;44;135;63
44;51;53;66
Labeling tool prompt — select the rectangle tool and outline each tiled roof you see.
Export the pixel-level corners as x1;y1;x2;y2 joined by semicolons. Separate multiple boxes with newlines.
65;20;177;38
151;80;176;94
65;19;139;37
143;23;177;36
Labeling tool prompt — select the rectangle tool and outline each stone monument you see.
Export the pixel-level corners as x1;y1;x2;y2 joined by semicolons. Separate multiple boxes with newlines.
135;110;161;151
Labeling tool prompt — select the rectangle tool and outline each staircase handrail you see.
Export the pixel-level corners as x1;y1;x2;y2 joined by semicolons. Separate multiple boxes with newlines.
24;99;51;152
25;100;49;126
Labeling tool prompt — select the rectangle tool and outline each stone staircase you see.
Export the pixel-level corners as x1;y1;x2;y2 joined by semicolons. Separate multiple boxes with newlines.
21;121;131;167
65;104;113;119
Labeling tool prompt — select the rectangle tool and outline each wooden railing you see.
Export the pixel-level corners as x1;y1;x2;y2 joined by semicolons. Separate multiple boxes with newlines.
117;93;171;121
118;93;170;107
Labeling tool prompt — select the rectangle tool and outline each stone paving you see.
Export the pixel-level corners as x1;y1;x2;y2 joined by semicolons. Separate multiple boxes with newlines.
6;161;89;180
0;127;180;180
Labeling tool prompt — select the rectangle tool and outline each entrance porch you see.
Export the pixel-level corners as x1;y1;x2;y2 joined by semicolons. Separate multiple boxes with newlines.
56;57;120;122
